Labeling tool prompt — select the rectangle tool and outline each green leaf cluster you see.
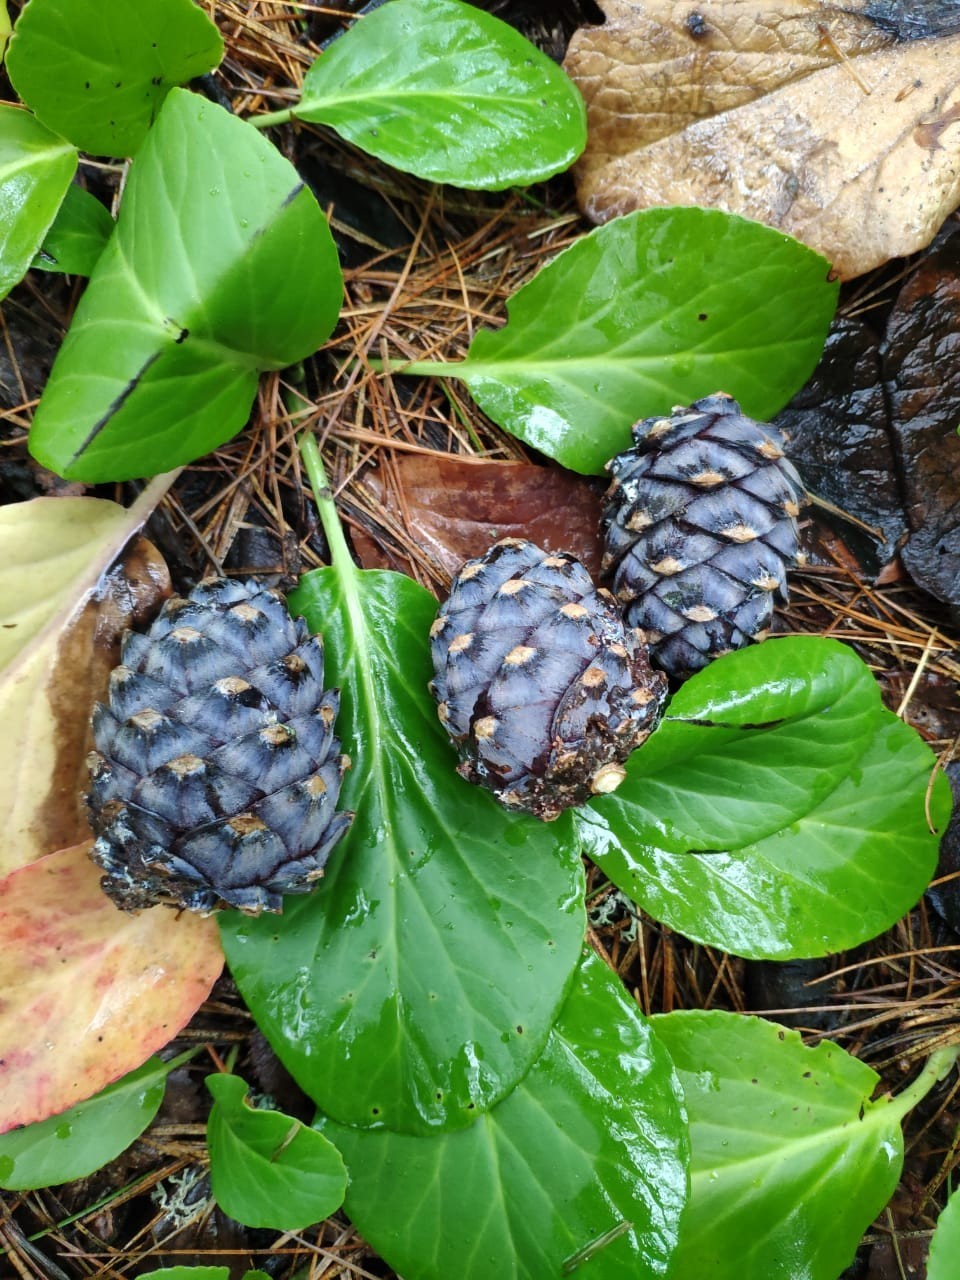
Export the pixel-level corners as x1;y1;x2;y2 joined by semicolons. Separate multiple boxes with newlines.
577;636;948;958
0;1;955;1275
216;454;949;1278
0;0;590;482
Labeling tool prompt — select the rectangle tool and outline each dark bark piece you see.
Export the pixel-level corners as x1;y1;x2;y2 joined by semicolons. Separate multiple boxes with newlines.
773;317;907;573
882;228;960;610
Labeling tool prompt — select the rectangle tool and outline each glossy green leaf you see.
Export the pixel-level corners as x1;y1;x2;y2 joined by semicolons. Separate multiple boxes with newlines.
395;208;837;474
0;104;76;300
0;5;11;64
589;637;882;855
580;702;947;959
6;0;223;156
0;1054;169;1190
929;1184;960;1280
28;89;343;482
288;0;585;189
206;1073;345;1231
219;568;585;1135
652;1010;914;1280
33;182;112;275
320;951;689;1280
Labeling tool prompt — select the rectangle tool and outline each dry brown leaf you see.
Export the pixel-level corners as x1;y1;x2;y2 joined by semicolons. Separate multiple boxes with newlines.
0;841;223;1133
355;456;605;582
0;493;171;875
564;1;960;279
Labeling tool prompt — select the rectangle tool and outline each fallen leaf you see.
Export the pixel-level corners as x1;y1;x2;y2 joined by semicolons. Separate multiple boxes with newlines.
0;841;223;1134
355;455;605;581
0;491;172;875
564;1;960;279
882;226;960;608
773;315;907;572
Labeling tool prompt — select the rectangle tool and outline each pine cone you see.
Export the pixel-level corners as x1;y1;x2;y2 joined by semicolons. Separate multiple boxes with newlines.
601;393;806;676
429;538;667;821
87;578;352;915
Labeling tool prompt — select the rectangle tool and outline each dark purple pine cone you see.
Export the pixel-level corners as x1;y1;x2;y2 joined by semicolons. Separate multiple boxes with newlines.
601;393;806;676
87;577;352;915
429;538;667;821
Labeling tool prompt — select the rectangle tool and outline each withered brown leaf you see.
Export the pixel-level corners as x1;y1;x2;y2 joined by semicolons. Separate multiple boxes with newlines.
564;0;960;279
356;455;604;585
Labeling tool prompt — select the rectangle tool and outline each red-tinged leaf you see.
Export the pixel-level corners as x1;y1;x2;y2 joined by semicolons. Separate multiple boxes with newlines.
355;456;604;580
0;841;223;1133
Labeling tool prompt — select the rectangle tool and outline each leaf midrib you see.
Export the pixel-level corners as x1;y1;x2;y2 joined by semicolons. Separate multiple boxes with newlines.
688;1096;896;1188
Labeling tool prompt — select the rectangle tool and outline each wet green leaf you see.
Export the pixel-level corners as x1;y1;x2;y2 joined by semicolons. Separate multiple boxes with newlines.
0;4;11;64
929;1184;960;1280
6;0;223;156
652;1011;907;1280
33;182;112;275
396;208;837;474
206;1073;345;1231
577;639;946;958
291;0;585;189
28;89;342;482
0;104;75;300
320;951;689;1279
220;568;585;1136
0;1055;169;1190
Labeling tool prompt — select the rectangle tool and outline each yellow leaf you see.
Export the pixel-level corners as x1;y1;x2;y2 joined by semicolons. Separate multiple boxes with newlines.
0;493;171;875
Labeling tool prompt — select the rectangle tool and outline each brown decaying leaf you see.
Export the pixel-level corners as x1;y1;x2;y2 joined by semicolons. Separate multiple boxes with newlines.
564;0;960;279
0;841;223;1134
355;455;605;583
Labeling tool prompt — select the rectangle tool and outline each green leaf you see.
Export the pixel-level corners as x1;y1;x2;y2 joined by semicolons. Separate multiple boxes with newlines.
0;1054;169;1190
139;1270;230;1280
28;89;343;483
579;701;947;959
6;0;223;156
394;208;837;474
288;0;585;189
206;1073;345;1231
0;5;11;64
139;1272;269;1280
319;951;689;1280
33;182;112;275
930;1185;960;1280
220;567;586;1135
589;637;882;855
652;1010;912;1280
0;104;76;301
